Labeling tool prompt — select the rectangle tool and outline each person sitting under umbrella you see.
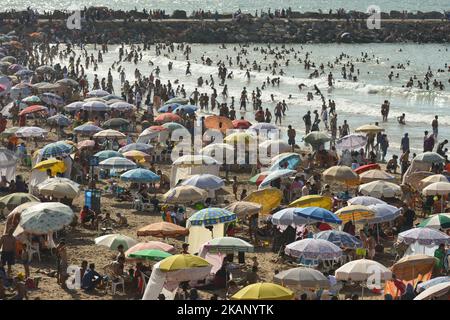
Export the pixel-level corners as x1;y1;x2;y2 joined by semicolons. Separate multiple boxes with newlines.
81;263;105;292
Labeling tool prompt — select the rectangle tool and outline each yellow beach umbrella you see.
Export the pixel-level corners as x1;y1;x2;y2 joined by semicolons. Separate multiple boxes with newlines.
288;195;333;210
243;187;282;215
355;124;385;133
33;158;66;176
159;254;210;272
231;283;294;300
323;165;359;186
122;150;151;163
335;205;375;223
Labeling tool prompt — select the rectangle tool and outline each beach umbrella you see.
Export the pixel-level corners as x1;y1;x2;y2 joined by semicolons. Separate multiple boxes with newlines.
0;147;18;168
243;187;283;215
223;132;256;144
7;63;23;73
359;169;394;183
204;115;234;132
422;182;450;196
161;122;186;132
122;150;152;163
95;234;138;251
420;174;449;188
137;222;189;238
159;254;209;272
109;101;134;111
35;65;55;74
19;202;74;235
295;206;342;224
304;131;331;147
398;227;450;245
163;185;208;204
314;230;362;249
259;139;291;154
118;143;153;154
248;122;279;133
200;143;235;157
172;155;219;166
231;283;294;300
82;100;109;112
128;249;172;261
0;193;40;211
40;92;64;106
187;208;236;226
288;195;333;210
125;242;176;258
64;101;84;112
102;118;130;129
5;202;38;235
232;119;252;129
74;123;103;135
36;177;79;190
93;129;126;139
273;267;330;289
165;97;189;105
392;254;437;281
15;69;34;77
84;97;106;103
418;213;450;230
87;89;110;97
21;95;41;104
353;163;381;175
366;204;402;224
180;174;224;190
0;126;20;138
416;277;450;293
335;259;392;282
414;282;450;300
77;140;95;150
414;152;445;164
33;158;66;176
94;150;123;162
347;196;386;206
271;208;308;226
99;157;137;170
249;171;270;186
335;205;375;224
41;141;74;158
323;165;359;186
47;114;71;127
15;126;47;138
285;238;342;260
358;180;402;198
56;78;79;87
103;94;124;101
38;179;79;199
173;105;197;115
158;103;180;113
120;168;160;183
269;152;301;171
355;124;384;133
155;113;181;123
225;201;261;218
204;237;254;253
259;169;296;188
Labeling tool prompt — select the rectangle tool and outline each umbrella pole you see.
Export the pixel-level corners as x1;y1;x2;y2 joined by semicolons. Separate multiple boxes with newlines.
361;284;364;299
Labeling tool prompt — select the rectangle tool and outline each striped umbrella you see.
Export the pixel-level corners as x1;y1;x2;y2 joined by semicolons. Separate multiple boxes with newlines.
418;213;450;230
285;239;342;260
314;230;362;249
187;208;237;226
94;150;123;162
41;141;74;158
74;123;103;135
335;205;375;224
82;100;109;112
99;157;137;170
204;237;254;253
295;206;342;225
40;92;64;106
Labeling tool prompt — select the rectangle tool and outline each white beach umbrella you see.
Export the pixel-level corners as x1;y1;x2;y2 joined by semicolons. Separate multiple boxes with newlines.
273;267;330;289
398;227;450;246
422;182;450;196
285;239;342;260
414;282;450;300
95;234;138;251
19;202;74;235
15;126;48;138
358;180;402;198
335;259;392;282
420;174;449;188
347;196;386;206
93;129;126;139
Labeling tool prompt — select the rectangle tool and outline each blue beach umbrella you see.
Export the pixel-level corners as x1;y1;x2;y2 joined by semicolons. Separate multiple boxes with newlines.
120;168;160;183
118;143;153;154
269;153;301;171
314;230;362;249
99;157;137;170
417;277;450;293
158;103;180;113
259;169;296;188
188;208;237;226
73;123;103;135
295;207;342;225
180;174;224;190
172;105;197;115
41;141;74;158
94;150;124;162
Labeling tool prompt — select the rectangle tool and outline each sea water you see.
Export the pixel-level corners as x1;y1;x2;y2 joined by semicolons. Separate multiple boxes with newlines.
1;0;449;13
72;43;450;156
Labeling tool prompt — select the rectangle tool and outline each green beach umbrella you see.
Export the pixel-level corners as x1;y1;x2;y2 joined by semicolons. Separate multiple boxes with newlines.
128;249;172;261
0;192;40;210
418;213;450;230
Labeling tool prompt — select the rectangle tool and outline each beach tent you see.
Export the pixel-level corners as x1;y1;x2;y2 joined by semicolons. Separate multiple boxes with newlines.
169;155;220;188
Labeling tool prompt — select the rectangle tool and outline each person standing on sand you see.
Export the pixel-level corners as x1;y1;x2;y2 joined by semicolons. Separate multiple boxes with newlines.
0;229;16;275
287;125;296;151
